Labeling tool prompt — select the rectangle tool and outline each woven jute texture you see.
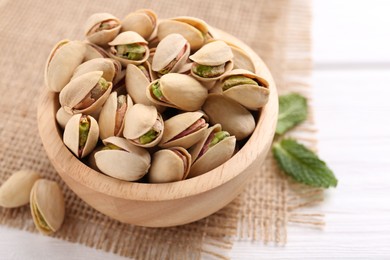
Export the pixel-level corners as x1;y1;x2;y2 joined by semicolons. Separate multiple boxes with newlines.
0;0;323;258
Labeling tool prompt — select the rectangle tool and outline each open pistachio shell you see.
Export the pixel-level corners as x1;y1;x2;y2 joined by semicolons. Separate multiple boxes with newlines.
0;170;41;208
146;73;208;111
190;40;233;66
152;34;190;75
202;94;255;141
85;13;121;46
220;69;270;110
44;39;86;92
123;104;164;148
188;124;236;178
30;179;65;235
125;62;158;107
98;92;133;140
59;71;113;115
72;58;116;82
157;16;210;51
159;111;209;149
108;31;149;66
83;42;109;61
121;9;157;40
56;107;72;129
189;41;234;85
95;137;151;181
149;147;192;183
63;114;99;158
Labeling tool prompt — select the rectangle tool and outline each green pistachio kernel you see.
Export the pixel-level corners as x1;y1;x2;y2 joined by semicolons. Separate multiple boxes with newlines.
117;44;146;60
139;129;157;144
210;131;230;147
79;116;90;148
222;75;258;91
152;81;163;100
91;77;109;100
192;63;225;78
32;202;51;232
101;144;121;151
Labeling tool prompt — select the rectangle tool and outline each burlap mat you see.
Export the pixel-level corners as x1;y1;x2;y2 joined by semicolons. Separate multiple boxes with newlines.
0;0;323;258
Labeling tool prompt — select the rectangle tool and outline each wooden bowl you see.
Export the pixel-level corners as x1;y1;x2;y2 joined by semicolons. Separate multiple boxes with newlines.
37;30;278;227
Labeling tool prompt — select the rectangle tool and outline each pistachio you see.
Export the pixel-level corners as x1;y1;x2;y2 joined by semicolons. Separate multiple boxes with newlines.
56;107;72;129
148;147;192;183
63;114;99;158
85;13;121;46
115;43;146;60
192;63;225;78
30;179;65;235
220;69;270;110
121;9;157;40
0;170;41;208
95;137;151;181
123;104;164;148
188;124;236;178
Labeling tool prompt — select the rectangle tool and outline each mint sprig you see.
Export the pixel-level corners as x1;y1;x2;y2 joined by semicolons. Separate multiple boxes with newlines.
273;93;337;188
276;93;308;135
273;139;337;188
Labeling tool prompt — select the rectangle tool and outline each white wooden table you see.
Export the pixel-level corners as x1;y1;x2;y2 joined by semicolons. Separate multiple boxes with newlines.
1;0;390;258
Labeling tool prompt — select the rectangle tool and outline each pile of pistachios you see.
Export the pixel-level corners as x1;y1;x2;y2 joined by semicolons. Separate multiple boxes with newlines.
46;10;270;183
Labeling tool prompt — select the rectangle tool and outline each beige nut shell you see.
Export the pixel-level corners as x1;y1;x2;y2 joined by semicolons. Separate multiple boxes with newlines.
72;58;116;82
189;40;233;66
220;69;270;110
95;137;151;181
63;114;99;158
0;170;41;208
149;147;192;183
188;124;236;178
30;179;65;235
202;94;255;141
44;39;86;92
98;92;133;140
56;107;72;129
152;33;190;74
123;104;164;148
159;111;208;149
121;9;157;40
108;31;149;66
146;73;208;111
83;42;109;61
59;71;113;115
85;13;121;46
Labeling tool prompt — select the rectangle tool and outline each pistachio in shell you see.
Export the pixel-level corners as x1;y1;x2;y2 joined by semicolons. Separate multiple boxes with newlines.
220;69;270;110
188;124;236;178
30;179;65;235
63;114;99;158
85;13;121;46
123;104;164;148
98;92;133;140
0;170;41;208
159;111;209;149
44;39;86;92
202;94;255;141
83;42;109;61
152;34;190;76
108;31;149;66
146;73;208;111
72;58;118;82
59;71;113;115
94;137;151;181
125;62;160;108
148;147;192;183
157;16;212;51
121;9;157;40
189;40;234;85
56;107;72;129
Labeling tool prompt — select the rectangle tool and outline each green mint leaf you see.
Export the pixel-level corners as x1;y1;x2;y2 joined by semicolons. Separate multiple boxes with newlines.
272;139;337;188
276;93;308;135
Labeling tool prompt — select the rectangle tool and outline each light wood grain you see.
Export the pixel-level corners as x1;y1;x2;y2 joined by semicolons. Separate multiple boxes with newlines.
36;29;278;227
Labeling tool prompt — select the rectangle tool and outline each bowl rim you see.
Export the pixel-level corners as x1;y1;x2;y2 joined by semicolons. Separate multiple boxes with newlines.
37;29;278;202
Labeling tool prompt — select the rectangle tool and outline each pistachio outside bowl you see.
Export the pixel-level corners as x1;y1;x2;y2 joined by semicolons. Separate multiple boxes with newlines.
37;29;278;227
